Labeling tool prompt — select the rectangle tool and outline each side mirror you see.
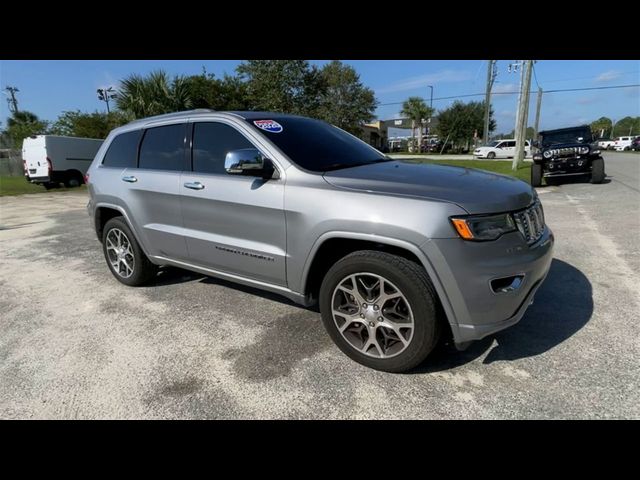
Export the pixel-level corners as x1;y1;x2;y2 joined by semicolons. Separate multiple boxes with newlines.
225;148;277;180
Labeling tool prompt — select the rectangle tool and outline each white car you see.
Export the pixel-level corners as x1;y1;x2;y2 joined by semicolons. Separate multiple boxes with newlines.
474;139;531;159
597;138;615;150
613;136;634;151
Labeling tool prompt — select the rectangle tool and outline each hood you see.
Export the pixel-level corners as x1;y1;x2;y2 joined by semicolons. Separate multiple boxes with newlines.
323;161;535;215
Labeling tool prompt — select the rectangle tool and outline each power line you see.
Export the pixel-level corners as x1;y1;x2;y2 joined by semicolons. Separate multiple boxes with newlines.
378;83;639;107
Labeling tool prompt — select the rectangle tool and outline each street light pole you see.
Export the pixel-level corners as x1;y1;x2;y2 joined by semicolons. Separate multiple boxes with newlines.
427;85;433;110
97;87;117;114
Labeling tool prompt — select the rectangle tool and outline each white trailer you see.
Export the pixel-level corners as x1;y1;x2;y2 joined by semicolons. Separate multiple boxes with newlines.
22;135;103;188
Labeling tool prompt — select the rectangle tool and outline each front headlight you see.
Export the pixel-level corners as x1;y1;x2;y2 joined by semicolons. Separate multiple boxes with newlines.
543;150;553;159
450;213;516;241
533;153;543;161
578;146;589;154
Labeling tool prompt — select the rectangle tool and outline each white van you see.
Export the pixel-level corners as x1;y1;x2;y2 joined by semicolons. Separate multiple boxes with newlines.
613;136;634;151
474;139;531;159
22;135;103;188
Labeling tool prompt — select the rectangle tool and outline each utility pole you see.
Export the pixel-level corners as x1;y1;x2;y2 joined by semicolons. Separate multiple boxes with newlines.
482;60;497;145
5;86;19;113
512;60;533;171
533;87;543;143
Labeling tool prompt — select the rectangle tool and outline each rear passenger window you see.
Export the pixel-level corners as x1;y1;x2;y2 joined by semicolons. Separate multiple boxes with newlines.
102;130;141;168
192;122;255;175
139;124;186;171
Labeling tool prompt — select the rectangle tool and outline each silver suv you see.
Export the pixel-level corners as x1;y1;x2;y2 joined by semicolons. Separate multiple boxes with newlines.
87;110;554;372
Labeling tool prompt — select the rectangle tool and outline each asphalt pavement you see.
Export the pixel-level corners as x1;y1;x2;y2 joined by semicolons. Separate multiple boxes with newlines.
0;152;638;419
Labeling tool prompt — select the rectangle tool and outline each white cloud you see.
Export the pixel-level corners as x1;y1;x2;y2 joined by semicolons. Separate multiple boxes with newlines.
595;70;622;83
576;97;597;105
376;70;472;94
493;83;519;94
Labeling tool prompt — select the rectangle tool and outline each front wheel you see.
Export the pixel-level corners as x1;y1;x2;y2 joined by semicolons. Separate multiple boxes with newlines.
591;158;605;184
487;151;496;160
102;217;158;286
319;250;441;373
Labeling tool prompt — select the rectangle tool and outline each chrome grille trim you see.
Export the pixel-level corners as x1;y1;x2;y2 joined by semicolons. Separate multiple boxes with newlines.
513;200;545;245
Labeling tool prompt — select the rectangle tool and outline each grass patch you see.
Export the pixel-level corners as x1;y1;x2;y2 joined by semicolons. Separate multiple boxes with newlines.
407;159;532;184
0;176;86;196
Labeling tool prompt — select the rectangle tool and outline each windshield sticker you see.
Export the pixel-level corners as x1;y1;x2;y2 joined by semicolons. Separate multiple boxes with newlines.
253;120;283;133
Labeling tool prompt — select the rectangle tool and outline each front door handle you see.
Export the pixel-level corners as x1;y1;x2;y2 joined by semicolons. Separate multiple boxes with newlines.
184;181;205;190
122;175;137;183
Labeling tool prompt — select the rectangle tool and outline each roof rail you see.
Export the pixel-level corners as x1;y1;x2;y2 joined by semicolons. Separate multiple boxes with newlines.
128;109;216;124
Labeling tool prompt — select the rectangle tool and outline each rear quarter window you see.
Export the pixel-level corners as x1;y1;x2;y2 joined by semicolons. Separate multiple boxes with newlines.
102;130;142;168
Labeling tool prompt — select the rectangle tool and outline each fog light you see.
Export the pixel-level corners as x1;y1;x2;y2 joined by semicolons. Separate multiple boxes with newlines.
491;275;524;293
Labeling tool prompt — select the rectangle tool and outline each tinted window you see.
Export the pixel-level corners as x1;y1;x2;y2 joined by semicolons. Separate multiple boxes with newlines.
192;122;255;174
505;141;516;148
102;130;141;168
139;124;186;171
245;116;388;172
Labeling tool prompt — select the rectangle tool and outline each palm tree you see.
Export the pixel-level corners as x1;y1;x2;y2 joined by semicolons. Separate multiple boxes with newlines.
401;97;434;152
116;70;193;119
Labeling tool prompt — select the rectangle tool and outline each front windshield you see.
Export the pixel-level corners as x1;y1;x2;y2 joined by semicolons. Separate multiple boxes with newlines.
541;128;592;147
246;116;389;172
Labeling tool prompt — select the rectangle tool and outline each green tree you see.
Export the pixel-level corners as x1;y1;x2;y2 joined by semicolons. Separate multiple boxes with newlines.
1;111;48;148
236;60;324;115
116;70;192;118
436;101;495;147
49;110;130;139
315;60;377;134
401;97;434;152
590;116;613;138
183;70;250;111
612;116;640;137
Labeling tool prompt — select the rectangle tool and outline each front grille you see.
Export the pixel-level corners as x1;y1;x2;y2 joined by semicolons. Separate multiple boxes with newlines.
513;200;545;245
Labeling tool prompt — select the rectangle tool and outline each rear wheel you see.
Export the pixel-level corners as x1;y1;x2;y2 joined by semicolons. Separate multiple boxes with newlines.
531;163;542;187
319;250;441;373
591;158;605;184
487;151;496;160
102;217;158;286
63;171;84;188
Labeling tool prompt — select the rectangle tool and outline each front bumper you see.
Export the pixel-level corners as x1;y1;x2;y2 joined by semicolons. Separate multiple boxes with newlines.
422;227;554;345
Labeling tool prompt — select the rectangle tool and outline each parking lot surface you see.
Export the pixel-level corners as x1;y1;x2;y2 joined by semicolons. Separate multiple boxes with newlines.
1;152;638;419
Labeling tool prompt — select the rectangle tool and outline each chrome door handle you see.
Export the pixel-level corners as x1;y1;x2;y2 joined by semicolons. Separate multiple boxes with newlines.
184;181;205;190
122;175;137;183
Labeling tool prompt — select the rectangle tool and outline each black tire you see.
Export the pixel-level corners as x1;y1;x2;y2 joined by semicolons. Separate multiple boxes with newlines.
63;172;83;188
487;151;496;160
319;250;441;373
102;217;158;286
624;146;630;151
591;157;605;184
531;163;542;187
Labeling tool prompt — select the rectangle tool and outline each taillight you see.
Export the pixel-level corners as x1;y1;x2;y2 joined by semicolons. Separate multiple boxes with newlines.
46;157;53;173
23;160;27;173
84;173;90;184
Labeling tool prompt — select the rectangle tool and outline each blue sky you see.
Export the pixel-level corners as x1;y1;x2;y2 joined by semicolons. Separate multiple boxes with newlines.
1;60;638;135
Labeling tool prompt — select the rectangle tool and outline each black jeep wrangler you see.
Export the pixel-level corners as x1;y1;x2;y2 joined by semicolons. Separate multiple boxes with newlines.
531;125;605;187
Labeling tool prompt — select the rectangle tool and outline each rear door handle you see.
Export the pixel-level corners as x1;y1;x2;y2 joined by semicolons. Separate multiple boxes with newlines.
184;181;205;190
122;175;137;183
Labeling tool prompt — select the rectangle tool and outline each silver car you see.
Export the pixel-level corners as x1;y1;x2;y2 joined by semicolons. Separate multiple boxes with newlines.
86;110;554;372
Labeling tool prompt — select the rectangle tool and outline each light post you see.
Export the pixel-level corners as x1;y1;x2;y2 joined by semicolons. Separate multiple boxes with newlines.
97;87;117;114
426;85;433;110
